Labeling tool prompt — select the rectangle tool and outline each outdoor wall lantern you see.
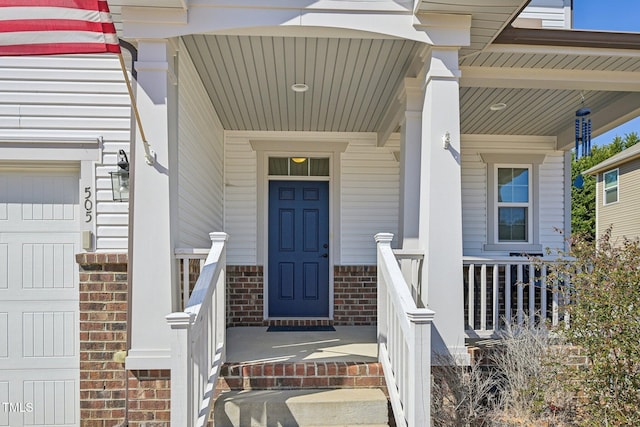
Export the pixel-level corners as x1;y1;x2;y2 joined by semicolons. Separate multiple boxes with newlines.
110;149;130;202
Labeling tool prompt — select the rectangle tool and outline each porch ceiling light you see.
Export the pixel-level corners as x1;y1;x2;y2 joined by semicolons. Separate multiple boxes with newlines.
291;83;309;93
110;149;129;202
489;102;507;111
291;157;307;163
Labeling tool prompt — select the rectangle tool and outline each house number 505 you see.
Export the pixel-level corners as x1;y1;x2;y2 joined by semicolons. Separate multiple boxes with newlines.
84;187;93;223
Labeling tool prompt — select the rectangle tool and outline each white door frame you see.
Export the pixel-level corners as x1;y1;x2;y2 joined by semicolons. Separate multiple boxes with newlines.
250;138;348;320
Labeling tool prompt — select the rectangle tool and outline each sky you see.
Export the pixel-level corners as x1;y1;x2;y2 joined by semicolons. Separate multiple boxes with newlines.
572;0;640;145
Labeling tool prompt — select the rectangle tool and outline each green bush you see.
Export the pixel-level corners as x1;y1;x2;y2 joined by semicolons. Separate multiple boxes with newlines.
546;230;640;426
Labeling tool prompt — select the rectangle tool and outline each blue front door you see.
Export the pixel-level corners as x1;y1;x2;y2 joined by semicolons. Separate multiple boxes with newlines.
268;180;329;317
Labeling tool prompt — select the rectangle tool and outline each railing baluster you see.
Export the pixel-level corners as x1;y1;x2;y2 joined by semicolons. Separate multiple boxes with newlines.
517;264;524;326
480;264;487;331
468;264;475;330
505;264;511;326
540;265;547;322
552;270;559;327
529;263;535;325
492;264;499;331
183;260;190;309
564;273;570;329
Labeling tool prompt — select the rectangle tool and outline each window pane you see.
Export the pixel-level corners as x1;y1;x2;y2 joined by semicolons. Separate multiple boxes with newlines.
604;170;618;189
498;168;529;203
310;158;330;176
290;158;308;176
498;207;528;242
497;168;513;186
269;157;288;175
605;188;618;204
511;168;529;186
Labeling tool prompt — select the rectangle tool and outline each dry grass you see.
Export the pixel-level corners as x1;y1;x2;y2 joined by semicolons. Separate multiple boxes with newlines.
432;322;578;426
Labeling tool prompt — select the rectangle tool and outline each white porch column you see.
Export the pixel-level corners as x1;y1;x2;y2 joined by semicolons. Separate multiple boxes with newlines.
126;39;179;369
398;78;423;249
419;46;468;362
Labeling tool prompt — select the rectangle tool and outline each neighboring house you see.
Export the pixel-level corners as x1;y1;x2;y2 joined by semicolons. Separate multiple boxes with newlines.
1;0;639;425
585;143;640;241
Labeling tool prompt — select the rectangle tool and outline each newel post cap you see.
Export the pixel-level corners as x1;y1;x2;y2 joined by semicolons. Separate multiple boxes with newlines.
166;312;195;329
407;308;436;324
375;233;394;244
210;232;229;243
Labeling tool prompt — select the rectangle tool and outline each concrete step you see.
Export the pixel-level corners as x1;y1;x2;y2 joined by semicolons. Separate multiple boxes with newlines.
213;388;389;427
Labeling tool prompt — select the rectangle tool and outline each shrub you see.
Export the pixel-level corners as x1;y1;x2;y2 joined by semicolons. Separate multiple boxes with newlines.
545;230;640;425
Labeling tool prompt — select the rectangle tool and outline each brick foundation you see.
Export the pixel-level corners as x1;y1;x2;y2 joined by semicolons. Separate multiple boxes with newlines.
226;265;378;327
226;265;265;326
77;254;171;427
78;253;128;426
333;265;377;325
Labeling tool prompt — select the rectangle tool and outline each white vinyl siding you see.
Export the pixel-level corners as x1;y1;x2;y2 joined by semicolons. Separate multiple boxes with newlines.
519;0;571;29
539;153;566;251
224;135;258;265
340;142;399;265
461;151;488;255
177;40;225;248
0;54;132;251
462;138;566;256
223;133;398;265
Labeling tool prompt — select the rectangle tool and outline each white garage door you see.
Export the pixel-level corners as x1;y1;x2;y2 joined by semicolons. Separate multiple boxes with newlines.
0;169;80;427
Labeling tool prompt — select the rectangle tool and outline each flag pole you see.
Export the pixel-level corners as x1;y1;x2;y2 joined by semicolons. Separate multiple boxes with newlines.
117;53;155;165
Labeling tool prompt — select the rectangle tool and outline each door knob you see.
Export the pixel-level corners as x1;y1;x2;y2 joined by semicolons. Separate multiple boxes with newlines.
321;253;328;258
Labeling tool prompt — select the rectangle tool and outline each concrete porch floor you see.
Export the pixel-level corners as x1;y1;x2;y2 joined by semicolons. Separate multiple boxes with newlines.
225;326;378;364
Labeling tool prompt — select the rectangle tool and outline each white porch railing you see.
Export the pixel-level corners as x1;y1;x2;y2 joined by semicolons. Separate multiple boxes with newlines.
376;233;434;427
166;232;228;427
393;249;425;308
463;256;568;335
175;247;209;309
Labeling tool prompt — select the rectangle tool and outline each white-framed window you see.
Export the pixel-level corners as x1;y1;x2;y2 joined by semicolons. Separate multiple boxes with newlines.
495;165;532;243
481;153;545;252
603;168;619;205
268;157;330;177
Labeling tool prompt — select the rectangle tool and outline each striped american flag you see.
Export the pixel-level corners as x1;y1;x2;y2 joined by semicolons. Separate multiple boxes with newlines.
0;0;120;55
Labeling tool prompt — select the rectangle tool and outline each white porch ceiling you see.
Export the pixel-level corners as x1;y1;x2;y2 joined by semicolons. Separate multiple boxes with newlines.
460;47;640;145
183;32;640;143
182;35;423;132
460;87;623;136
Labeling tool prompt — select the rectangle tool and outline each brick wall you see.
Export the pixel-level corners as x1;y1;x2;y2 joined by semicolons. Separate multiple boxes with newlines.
333;266;377;325
226;265;377;326
227;265;264;326
77;254;171;427
78;253;128;425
